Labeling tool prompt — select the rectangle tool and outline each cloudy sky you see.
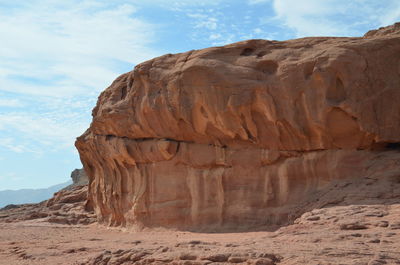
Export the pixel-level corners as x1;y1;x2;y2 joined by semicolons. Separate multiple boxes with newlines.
1;0;399;190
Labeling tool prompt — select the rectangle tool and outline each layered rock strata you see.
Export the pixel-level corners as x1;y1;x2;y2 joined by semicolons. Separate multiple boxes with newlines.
76;23;400;230
0;185;96;225
0;169;95;225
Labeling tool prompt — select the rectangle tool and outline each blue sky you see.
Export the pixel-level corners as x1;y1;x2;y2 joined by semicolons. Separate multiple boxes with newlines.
1;0;400;190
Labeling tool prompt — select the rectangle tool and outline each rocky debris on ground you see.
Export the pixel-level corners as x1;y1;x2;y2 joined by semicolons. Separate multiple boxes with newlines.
78;203;400;265
1;23;400;265
0;168;94;225
0;185;96;225
1;203;399;264
81;248;282;265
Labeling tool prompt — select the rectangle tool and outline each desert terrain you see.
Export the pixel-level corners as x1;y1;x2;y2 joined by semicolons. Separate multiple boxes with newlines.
1;23;400;264
1;202;400;265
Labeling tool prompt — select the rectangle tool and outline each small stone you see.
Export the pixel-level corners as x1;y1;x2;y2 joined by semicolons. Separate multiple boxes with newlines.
368;260;387;265
130;251;147;262
179;253;197;260
202;253;230;262
340;222;368;230
306;216;320;221
161;247;169;252
228;256;247;263
188;240;202;245
389;222;400;229
254;258;274;265
257;253;281;262
375;221;389;227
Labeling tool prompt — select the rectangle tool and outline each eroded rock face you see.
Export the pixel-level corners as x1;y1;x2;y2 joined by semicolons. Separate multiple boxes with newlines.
76;23;400;230
0;168;95;226
0;185;96;225
70;168;89;187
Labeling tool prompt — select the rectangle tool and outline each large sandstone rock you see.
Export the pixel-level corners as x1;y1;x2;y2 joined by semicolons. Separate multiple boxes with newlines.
76;23;400;230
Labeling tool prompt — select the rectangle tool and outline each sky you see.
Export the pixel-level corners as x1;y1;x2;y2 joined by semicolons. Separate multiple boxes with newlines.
1;0;400;191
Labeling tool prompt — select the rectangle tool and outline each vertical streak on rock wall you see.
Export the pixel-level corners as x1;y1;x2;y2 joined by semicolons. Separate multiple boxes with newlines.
76;23;400;231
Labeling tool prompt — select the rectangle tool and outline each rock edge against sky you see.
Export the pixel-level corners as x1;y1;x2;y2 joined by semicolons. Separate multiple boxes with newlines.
76;23;400;231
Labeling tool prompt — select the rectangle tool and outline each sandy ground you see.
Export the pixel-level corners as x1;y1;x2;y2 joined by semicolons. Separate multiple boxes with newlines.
1;204;400;265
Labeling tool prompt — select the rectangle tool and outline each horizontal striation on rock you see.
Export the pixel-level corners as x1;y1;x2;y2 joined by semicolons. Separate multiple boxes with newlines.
76;23;400;230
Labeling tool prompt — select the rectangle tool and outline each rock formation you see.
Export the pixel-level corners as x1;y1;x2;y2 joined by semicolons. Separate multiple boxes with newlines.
67;168;89;188
76;23;400;231
0;169;95;225
71;168;89;186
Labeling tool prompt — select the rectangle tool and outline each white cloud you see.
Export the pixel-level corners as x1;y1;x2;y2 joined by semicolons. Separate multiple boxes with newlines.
379;3;400;25
188;13;219;30
0;99;24;107
0;138;32;153
0;0;163;160
0;95;92;154
0;0;159;98
185;9;243;46
197;17;218;30
271;0;349;36
270;0;400;37
209;33;222;40
143;0;225;10
0;113;85;153
248;0;271;5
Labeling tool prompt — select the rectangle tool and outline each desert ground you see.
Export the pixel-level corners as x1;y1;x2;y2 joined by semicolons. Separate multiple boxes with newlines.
1;202;400;265
2;22;400;265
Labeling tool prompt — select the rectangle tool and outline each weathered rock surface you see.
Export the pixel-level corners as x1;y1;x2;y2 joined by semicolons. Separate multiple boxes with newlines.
62;168;89;191
0;185;96;225
0;169;95;225
76;23;400;230
70;168;89;187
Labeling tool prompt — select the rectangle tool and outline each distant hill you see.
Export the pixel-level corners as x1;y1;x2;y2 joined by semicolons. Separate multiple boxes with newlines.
0;181;72;208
